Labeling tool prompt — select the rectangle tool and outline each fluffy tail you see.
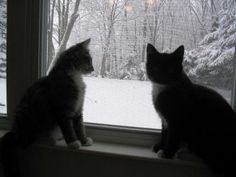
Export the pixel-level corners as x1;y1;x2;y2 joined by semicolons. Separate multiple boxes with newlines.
0;131;21;177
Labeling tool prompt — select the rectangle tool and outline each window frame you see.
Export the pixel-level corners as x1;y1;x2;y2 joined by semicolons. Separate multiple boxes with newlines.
231;45;236;109
1;0;236;148
0;0;48;128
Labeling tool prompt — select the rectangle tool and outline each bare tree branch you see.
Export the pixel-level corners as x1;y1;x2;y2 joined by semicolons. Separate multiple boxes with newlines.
47;0;81;74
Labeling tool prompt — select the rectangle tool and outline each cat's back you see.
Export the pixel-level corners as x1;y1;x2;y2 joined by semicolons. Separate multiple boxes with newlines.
155;82;236;123
191;84;235;117
18;70;84;115
13;76;53;132
17;76;49;108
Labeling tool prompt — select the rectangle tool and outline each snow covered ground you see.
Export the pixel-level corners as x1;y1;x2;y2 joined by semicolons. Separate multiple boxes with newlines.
83;77;161;129
0;78;6;114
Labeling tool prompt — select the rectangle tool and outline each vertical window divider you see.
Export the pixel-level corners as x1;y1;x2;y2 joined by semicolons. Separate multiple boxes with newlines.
39;0;49;76
231;44;236;110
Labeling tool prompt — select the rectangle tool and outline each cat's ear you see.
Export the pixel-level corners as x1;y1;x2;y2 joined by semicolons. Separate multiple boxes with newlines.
80;38;91;49
173;45;184;59
147;43;159;57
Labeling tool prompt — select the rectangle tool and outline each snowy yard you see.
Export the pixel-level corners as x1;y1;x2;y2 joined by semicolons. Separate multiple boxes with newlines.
83;77;161;129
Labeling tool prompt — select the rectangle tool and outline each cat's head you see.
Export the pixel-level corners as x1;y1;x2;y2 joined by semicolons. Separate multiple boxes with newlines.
56;38;94;74
146;44;184;84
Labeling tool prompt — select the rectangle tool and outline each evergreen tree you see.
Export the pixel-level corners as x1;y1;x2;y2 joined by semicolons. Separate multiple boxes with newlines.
0;0;7;79
186;1;236;89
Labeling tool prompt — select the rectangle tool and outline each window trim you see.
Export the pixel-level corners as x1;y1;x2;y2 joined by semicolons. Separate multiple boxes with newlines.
231;45;236;110
0;0;47;127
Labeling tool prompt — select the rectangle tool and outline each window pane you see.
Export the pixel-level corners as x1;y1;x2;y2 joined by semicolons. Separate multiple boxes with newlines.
46;0;235;129
0;0;7;115
184;1;235;104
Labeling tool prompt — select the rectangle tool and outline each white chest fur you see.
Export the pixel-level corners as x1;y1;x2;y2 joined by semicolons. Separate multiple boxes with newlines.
152;83;168;128
152;83;166;103
71;72;86;113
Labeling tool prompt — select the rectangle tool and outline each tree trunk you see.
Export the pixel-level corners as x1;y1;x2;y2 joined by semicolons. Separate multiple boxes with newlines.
152;0;165;46
100;27;113;77
47;0;81;74
47;0;56;71
141;1;148;62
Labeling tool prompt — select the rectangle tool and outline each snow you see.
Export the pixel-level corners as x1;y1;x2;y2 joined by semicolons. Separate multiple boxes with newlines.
0;78;6;114
83;77;161;129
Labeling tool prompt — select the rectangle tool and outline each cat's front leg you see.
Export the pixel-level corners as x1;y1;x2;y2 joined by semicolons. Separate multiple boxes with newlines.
73;114;93;146
58;118;81;149
153;127;170;159
153;124;168;153
162;124;180;158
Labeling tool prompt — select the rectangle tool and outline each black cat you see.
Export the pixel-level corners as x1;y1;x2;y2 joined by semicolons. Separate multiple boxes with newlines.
0;38;94;177
146;43;236;177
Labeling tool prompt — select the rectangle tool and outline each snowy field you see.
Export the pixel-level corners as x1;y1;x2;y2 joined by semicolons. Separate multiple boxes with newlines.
0;78;6;114
83;77;161;129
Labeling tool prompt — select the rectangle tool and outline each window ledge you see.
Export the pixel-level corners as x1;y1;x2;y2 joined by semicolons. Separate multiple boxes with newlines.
39;139;205;168
0;130;213;177
56;140;159;160
0;129;203;166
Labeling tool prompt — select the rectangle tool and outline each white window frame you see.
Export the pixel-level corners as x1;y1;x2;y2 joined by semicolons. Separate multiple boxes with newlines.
1;0;236;149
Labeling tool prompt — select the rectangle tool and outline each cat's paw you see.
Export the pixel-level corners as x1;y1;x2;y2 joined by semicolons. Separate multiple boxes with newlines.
152;143;160;153
82;137;93;146
156;149;166;159
67;140;81;150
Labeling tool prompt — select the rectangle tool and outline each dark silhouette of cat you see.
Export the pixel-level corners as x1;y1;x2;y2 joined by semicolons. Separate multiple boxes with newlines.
146;43;236;177
0;38;94;177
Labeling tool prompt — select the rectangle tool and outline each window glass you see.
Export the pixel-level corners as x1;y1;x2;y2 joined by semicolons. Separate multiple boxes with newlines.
47;0;235;129
0;0;7;115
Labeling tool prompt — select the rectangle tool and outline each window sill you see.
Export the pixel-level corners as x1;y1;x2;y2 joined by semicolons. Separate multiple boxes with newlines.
56;140;158;160
0;128;203;164
53;139;203;167
0;129;204;165
0;130;213;177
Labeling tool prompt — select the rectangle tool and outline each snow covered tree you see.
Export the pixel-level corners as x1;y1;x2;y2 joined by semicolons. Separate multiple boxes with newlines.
186;0;236;89
0;0;7;79
47;0;227;82
116;54;146;81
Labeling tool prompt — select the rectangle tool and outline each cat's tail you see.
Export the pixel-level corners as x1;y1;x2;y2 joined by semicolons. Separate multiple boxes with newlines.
0;131;21;177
